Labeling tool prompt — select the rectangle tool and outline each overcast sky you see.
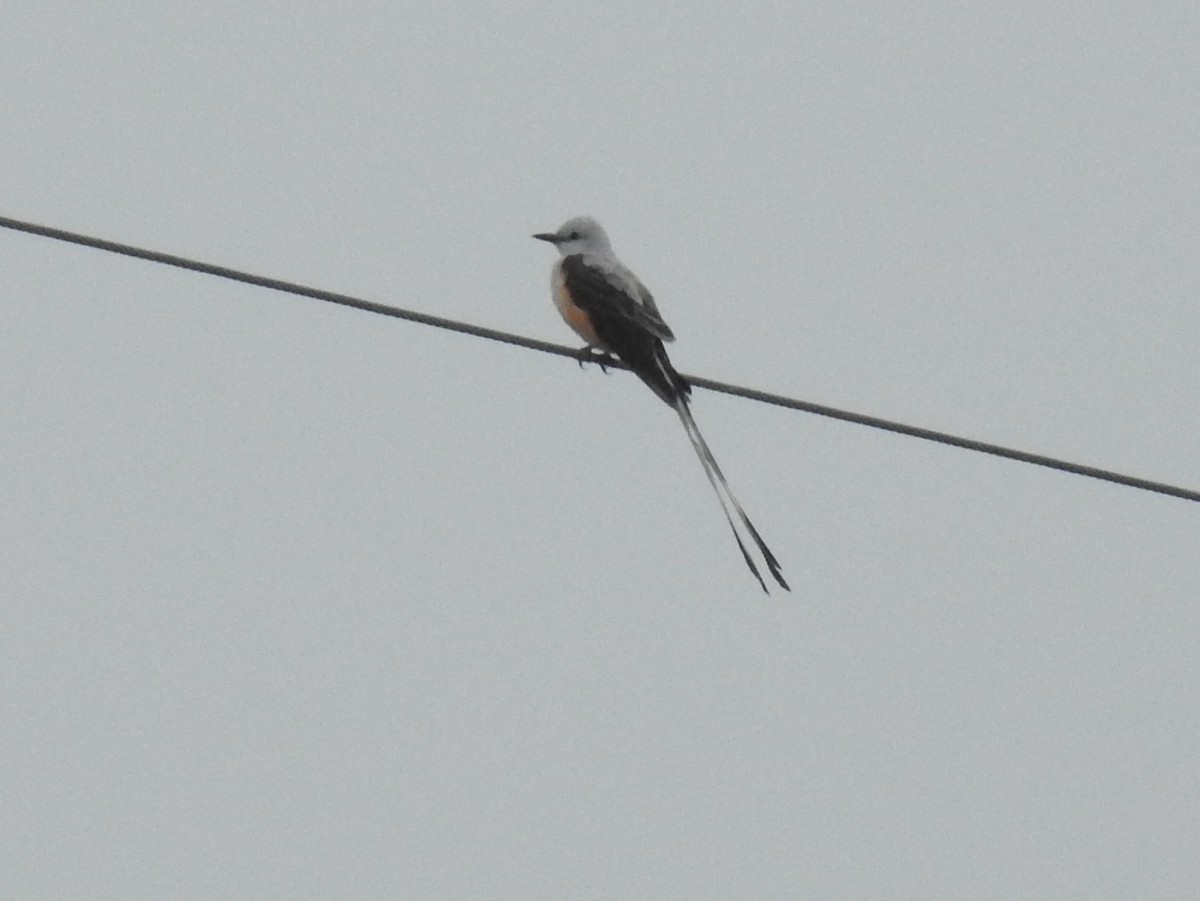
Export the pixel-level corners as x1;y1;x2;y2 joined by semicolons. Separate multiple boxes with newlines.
3;2;1199;898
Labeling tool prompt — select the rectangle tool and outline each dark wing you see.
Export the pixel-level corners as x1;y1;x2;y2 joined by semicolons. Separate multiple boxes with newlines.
561;254;689;405
630;278;675;341
561;255;674;341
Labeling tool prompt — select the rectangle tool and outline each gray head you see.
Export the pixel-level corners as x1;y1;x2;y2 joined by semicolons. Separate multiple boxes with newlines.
533;216;613;256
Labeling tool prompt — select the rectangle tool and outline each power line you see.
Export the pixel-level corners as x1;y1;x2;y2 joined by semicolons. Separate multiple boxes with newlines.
2;212;1197;505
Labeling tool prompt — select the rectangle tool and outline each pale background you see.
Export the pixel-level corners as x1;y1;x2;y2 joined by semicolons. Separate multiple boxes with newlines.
2;2;1198;898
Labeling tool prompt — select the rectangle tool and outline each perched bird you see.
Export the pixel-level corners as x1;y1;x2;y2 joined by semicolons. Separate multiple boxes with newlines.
534;216;788;593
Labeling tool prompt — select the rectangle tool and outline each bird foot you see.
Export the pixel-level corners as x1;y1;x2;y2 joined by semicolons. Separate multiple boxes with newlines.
576;346;619;373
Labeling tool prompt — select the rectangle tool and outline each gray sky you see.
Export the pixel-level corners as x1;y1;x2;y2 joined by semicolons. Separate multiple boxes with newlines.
3;2;1198;897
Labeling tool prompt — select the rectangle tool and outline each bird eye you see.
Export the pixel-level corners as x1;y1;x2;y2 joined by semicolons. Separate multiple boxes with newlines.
568;231;581;240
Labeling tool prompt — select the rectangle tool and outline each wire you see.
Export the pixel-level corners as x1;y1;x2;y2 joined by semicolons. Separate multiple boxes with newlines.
2;212;1197;504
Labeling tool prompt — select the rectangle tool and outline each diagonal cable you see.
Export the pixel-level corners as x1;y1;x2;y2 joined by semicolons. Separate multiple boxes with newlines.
2;213;1196;504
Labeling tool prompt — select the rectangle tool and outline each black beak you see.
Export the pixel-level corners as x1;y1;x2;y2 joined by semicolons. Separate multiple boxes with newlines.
532;232;559;243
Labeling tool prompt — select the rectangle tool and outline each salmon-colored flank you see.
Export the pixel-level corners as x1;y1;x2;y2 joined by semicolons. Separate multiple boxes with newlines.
553;275;602;346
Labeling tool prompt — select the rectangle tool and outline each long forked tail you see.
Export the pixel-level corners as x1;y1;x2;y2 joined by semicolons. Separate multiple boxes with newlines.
673;397;790;593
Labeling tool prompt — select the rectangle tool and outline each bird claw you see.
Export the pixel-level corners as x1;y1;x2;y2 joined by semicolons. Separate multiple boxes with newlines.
576;346;618;373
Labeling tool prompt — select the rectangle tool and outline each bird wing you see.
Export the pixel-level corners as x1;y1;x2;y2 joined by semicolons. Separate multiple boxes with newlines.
559;253;687;404
560;255;675;342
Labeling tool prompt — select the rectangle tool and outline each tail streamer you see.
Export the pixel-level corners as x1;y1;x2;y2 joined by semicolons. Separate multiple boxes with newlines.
673;398;790;593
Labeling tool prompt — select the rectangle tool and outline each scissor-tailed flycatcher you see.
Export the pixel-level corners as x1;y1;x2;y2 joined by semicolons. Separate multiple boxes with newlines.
534;216;789;593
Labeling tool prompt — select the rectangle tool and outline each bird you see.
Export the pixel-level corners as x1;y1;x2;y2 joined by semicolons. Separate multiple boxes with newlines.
534;216;789;593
